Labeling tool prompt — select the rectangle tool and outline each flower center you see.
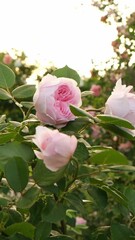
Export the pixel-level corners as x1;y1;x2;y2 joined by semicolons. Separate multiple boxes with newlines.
54;85;72;101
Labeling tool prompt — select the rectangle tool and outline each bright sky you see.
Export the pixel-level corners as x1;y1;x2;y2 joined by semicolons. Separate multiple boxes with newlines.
0;0;134;77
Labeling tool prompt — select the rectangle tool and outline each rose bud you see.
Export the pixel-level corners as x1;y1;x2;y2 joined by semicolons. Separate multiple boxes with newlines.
33;126;77;172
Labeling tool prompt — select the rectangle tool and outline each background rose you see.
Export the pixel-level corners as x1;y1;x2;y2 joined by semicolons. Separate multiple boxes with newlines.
33;74;82;126
33;126;77;172
3;54;12;65
104;79;135;126
90;84;101;96
75;217;87;225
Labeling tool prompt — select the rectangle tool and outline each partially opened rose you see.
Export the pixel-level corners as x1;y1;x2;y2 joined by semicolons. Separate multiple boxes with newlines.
104;79;135;126
33;126;77;172
33;74;82;126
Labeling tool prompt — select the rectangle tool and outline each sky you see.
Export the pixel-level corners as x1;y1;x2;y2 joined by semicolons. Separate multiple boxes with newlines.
0;0;135;77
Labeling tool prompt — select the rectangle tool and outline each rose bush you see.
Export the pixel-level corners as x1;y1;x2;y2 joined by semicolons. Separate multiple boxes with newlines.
33;74;82;126
33;126;77;171
0;63;135;239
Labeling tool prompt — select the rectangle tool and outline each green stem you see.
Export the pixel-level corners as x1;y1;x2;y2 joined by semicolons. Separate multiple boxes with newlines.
24;105;34;120
12;98;26;120
6;87;26;120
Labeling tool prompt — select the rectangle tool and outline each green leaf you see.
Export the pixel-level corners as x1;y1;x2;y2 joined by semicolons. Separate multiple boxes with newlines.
111;223;134;240
17;186;41;209
62;117;91;134
100;123;135;140
33;159;66;187
70;105;93;119
124;188;135;215
4;222;35;239
29;200;45;226
0;88;12;100
65;193;86;214
12;85;36;99
0;132;16;144
53;65;80;85
0;141;35;171
74;142;89;162
0;63;15;89
6;234;31;240
101;185;128;207
4;157;29;192
46;236;73;240
81;90;93;97
0;211;9;226
109;165;135;172
7;209;23;225
88;186;108;209
90;148;128;165
34;221;51;240
97;114;135;129
0;197;9;207
42;199;66;223
20;101;34;109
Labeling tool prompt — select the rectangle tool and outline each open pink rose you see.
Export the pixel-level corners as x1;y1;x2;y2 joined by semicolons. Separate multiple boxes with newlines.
104;79;135;126
33;74;82;127
33;126;77;172
3;54;12;65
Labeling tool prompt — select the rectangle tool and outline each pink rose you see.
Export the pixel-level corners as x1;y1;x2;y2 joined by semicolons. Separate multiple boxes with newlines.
91;125;101;139
3;54;12;65
33;126;77;172
76;217;87;225
118;141;133;152
33;74;82;127
90;84;101;97
104;79;135;126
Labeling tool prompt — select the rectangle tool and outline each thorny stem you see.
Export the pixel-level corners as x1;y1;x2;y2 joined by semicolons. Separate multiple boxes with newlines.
12;98;25;119
24;105;34;120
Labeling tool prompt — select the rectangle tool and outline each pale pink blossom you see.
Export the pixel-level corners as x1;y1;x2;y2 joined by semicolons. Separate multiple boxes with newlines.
90;84;101;97
105;79;135;126
76;217;87;225
33;74;82;127
33;126;77;172
91;125;101;139
3;54;12;65
118;141;133;152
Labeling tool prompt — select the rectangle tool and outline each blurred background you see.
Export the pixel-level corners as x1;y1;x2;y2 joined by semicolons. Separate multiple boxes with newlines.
1;0;134;79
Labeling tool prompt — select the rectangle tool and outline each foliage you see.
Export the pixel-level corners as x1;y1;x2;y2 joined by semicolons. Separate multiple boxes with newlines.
0;61;134;240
